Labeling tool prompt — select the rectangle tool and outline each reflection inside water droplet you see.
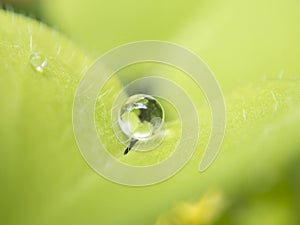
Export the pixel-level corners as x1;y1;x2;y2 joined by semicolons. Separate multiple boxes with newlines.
119;94;165;140
30;52;47;72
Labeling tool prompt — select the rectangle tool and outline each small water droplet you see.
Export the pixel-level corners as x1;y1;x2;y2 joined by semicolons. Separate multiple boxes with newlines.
119;94;164;141
30;52;48;73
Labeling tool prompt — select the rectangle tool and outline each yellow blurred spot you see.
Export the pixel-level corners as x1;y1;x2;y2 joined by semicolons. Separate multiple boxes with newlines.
155;191;226;225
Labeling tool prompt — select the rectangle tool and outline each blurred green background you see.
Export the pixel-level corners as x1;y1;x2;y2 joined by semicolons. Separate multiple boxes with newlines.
0;0;300;225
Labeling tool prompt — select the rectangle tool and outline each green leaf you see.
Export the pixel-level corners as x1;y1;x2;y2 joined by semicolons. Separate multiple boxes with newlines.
1;0;300;224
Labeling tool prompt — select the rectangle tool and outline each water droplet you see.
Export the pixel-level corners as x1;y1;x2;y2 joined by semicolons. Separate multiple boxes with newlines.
30;52;47;73
119;94;164;140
